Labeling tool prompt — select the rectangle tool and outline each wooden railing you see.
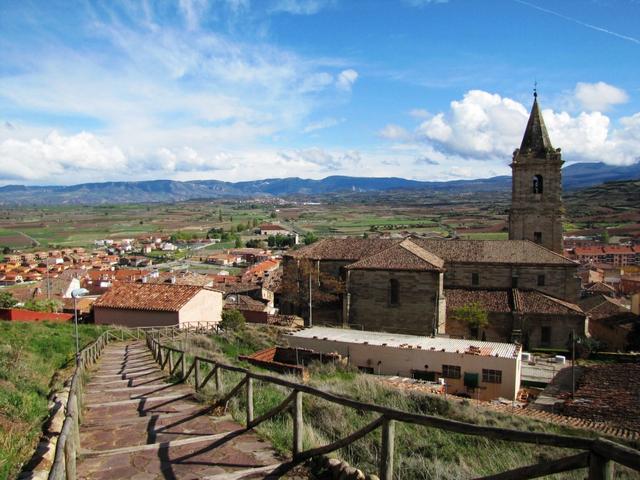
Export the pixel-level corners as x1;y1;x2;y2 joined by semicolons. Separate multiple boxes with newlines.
47;322;219;479
147;334;640;480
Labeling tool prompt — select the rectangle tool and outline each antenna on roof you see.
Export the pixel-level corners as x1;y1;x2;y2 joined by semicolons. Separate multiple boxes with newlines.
533;80;538;99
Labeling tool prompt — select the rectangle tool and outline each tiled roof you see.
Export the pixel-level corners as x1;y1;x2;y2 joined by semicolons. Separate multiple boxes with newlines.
259;223;288;230
288;237;575;265
94;283;204;312
445;288;584;316
224;294;267;312
287;238;398;261
412;238;575;265
513;290;584;315
445;288;512;313
345;239;444;271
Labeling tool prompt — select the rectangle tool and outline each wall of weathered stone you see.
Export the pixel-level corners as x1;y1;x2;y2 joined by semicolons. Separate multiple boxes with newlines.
445;312;514;342
347;269;441;335
444;263;579;302
519;313;588;350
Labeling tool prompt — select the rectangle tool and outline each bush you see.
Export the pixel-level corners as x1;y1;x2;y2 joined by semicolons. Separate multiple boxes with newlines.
220;309;246;331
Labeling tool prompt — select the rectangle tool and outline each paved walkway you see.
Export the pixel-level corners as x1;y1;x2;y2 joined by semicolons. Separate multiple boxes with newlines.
76;341;285;479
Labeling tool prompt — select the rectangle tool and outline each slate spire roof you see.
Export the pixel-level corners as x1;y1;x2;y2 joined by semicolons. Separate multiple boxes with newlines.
519;93;553;157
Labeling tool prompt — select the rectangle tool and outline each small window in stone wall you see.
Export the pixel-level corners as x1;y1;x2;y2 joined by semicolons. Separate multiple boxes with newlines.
471;273;479;286
442;365;461;379
541;326;552;345
534;231;543;244
482;369;502;384
538;274;545;286
511;276;519;288
389;278;399;305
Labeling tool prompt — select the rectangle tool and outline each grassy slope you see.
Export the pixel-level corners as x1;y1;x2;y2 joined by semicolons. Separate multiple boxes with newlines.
171;325;640;479
0;322;106;479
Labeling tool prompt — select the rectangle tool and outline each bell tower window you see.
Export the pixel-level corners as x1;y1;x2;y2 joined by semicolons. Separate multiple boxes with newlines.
534;231;542;244
532;175;543;194
389;279;399;306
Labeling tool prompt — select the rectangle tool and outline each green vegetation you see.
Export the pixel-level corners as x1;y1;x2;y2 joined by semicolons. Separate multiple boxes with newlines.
170;325;639;479
0;322;106;479
220;309;246;331
22;299;63;313
451;302;489;339
0;291;18;309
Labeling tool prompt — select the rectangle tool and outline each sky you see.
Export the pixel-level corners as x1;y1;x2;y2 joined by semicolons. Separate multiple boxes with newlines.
0;0;639;185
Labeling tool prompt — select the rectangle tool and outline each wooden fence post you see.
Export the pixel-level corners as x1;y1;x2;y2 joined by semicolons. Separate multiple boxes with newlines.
215;366;222;392
293;390;303;458
194;358;200;391
246;375;254;425
379;418;395;480
589;453;614;480
169;350;174;373
181;353;186;379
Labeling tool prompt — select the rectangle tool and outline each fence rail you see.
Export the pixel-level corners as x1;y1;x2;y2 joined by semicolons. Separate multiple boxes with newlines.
147;334;640;480
47;323;216;480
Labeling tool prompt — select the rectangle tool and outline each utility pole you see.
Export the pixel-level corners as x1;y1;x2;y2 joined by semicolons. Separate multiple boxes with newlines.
571;329;576;398
308;271;313;327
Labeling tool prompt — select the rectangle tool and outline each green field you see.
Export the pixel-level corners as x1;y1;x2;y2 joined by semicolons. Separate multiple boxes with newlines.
0;322;106;479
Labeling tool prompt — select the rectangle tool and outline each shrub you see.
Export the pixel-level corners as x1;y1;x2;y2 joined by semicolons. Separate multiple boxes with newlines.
220;308;246;331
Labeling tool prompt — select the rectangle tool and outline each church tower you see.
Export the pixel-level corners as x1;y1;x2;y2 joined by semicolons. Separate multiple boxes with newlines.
508;92;564;253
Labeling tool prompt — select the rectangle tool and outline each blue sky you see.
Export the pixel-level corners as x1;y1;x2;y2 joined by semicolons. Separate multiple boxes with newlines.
0;0;639;185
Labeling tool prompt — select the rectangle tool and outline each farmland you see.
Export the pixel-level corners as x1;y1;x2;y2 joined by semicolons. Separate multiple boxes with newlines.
0;179;638;252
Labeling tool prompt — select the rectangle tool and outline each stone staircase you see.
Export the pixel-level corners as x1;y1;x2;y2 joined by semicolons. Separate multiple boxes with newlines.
76;341;287;479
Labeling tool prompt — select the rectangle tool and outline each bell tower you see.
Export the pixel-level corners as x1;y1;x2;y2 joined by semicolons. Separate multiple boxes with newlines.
508;91;564;253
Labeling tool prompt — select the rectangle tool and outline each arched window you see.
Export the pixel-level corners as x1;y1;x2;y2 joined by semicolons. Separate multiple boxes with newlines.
532;175;543;194
389;279;399;305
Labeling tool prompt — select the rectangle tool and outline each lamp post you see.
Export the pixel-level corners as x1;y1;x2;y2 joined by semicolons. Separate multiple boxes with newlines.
71;288;89;365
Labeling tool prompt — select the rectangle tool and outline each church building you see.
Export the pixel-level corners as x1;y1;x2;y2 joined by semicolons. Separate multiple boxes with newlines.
282;93;586;349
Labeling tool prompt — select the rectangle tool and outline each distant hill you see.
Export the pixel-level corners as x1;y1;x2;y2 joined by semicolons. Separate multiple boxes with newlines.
0;161;637;205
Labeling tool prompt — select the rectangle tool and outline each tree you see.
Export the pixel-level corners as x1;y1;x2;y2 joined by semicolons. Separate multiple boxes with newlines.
270;211;277;219
234;237;243;248
218;209;223;222
601;229;610;244
220;308;245;331
451;302;488;339
252;218;259;228
245;239;264;248
303;232;319;245
23;298;62;313
0;291;18;309
2;246;11;254
281;258;345;320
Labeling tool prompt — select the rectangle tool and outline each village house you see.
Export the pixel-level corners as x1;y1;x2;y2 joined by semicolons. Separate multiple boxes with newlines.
258;223;291;236
287;327;522;401
94;283;222;328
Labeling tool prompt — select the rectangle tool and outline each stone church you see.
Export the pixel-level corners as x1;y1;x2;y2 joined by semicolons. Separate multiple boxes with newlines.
283;94;587;349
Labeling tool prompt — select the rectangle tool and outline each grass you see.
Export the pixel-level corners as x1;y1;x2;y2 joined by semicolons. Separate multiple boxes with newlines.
169;325;640;479
0;321;106;479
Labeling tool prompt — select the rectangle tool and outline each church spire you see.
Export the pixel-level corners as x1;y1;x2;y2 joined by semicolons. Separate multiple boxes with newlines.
519;91;553;157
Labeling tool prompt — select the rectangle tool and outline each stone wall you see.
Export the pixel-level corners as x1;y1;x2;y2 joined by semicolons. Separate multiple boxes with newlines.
520;313;588;350
446;311;514;342
444;263;579;302
347;269;442;336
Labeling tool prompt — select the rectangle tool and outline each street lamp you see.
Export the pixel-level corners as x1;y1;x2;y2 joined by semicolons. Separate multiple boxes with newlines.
71;288;89;365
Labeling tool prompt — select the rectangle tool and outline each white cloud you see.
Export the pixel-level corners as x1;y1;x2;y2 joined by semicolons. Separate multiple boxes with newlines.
336;69;359;91
269;0;334;15
378;124;411;141
403;0;449;6
409;108;430;119
0;131;127;181
303;117;344;133
388;87;640;167
574;82;629;112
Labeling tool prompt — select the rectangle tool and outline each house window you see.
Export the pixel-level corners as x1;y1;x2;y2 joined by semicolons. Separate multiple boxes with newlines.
511;276;519;288
534;232;543;244
482;369;502;384
532;175;543;194
389;279;399;305
412;370;437;381
471;273;479;286
541;326;552;345
537;274;545;286
442;365;461;379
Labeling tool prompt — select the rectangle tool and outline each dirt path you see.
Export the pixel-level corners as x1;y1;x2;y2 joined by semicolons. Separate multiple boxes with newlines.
76;341;288;479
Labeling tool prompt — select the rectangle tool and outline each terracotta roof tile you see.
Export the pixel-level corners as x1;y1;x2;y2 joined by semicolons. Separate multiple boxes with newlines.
345;239;444;271
94;283;204;312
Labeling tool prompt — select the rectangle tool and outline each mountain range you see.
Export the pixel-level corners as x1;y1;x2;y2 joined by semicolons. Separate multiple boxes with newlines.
0;161;638;205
